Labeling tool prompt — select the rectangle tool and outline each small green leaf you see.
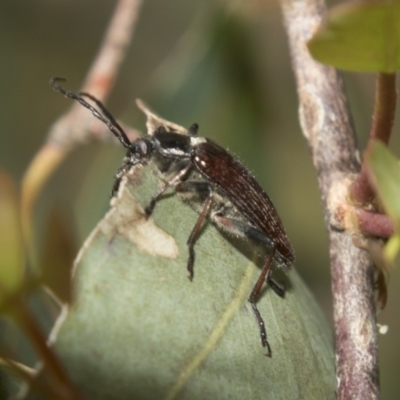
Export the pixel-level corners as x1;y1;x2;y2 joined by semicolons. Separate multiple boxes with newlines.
308;0;400;72
0;169;24;306
383;233;400;262
0;361;24;398
368;141;400;228
53;164;335;400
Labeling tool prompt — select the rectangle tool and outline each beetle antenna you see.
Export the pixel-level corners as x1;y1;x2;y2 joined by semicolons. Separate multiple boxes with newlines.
79;92;131;147
50;78;132;150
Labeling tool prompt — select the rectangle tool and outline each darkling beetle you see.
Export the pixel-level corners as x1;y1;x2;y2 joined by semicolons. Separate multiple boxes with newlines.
50;78;295;356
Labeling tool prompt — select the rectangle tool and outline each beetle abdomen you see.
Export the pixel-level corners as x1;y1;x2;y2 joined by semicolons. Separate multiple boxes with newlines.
192;139;294;268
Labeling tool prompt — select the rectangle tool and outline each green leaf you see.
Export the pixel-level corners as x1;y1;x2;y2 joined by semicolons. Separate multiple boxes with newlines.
52;163;335;399
0;361;24;398
384;233;400;262
308;0;400;72
368;141;400;229
0;169;24;306
50;105;335;399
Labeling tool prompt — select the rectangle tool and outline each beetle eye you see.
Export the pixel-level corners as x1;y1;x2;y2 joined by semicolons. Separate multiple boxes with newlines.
134;139;149;156
138;140;148;155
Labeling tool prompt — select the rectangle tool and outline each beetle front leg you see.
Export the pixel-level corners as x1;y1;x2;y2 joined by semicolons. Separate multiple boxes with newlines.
145;164;192;217
111;158;133;198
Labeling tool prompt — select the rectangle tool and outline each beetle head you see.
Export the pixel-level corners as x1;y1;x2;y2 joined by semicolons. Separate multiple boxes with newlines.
127;137;153;165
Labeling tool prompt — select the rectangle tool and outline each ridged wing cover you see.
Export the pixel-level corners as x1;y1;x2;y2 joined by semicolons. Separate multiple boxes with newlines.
192;139;294;268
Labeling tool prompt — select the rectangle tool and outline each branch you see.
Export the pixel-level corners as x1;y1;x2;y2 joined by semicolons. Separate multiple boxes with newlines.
48;0;143;148
13;299;85;400
21;0;142;260
280;0;380;399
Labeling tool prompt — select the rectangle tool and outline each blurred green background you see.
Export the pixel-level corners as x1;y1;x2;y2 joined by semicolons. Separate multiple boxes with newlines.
0;0;399;398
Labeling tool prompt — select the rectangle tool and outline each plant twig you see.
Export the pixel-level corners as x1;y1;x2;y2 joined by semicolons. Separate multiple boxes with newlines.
48;0;143;148
21;0;142;261
350;73;397;204
13;299;86;400
280;0;380;399
357;209;395;238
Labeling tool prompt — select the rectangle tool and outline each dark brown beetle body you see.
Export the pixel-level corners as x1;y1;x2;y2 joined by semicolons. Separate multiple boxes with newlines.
51;78;295;356
191;139;294;268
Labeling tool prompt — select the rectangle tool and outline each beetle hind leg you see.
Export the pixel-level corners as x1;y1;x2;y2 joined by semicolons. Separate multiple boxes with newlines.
175;180;214;281
213;215;286;299
248;246;276;356
266;276;285;298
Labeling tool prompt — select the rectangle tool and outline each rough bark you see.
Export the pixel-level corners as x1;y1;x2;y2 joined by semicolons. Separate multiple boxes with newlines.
280;0;380;398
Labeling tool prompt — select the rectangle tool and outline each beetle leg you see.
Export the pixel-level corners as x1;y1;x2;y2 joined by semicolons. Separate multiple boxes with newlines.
185;187;213;281
111;158;133;198
266;274;285;298
210;214;282;354
248;245;276;356
211;215;285;298
145;164;192;217
175;180;214;280
237;225;285;297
